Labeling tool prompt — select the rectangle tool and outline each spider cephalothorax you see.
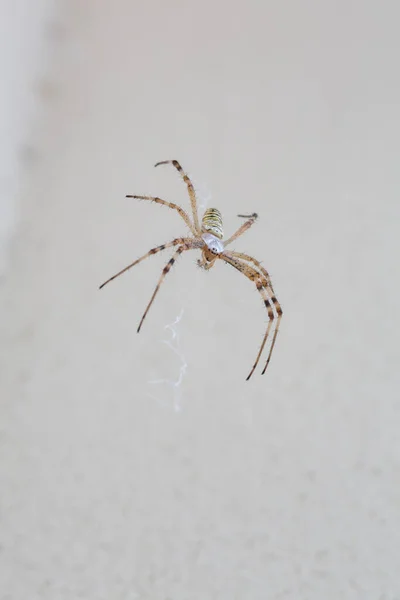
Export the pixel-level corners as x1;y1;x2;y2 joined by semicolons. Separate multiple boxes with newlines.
100;160;282;379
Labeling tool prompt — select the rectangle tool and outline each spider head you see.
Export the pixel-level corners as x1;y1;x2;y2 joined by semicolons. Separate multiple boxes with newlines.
202;233;224;256
198;233;224;269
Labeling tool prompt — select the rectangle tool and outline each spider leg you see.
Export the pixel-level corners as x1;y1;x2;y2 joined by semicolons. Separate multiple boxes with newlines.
137;242;198;332
219;252;281;380
99;237;193;289
224;251;282;374
261;307;282;375
126;195;196;236
224;213;258;247
226;250;274;292
155;160;201;234
228;255;282;365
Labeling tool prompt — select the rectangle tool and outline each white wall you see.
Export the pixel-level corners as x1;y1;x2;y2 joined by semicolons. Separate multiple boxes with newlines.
0;0;62;273
1;1;399;599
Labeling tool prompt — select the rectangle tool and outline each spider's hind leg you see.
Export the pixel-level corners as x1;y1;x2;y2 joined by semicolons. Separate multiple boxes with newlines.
224;213;258;247
155;160;200;233
126;194;196;236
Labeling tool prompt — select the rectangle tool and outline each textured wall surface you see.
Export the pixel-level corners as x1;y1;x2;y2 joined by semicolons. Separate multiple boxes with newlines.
0;0;61;274
1;1;399;598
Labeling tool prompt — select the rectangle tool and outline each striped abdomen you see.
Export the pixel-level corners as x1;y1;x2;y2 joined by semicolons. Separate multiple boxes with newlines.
201;208;223;239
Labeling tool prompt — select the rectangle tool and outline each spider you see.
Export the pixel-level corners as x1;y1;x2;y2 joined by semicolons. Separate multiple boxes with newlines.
99;160;282;380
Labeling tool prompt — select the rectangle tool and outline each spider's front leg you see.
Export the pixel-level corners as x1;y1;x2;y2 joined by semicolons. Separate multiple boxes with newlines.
99;238;192;289
137;238;204;332
218;252;281;379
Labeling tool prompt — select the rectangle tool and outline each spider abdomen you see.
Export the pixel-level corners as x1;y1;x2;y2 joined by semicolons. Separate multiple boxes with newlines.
201;208;223;239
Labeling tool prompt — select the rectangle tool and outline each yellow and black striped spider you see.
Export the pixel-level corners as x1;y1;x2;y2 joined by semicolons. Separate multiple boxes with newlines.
100;160;282;380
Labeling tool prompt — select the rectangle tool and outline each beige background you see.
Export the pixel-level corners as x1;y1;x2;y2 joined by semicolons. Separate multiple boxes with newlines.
1;1;400;598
